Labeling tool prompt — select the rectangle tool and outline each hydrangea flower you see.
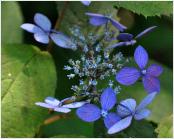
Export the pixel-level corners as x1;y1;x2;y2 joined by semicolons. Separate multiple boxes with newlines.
107;26;157;49
116;45;163;93
76;88;121;129
85;12;127;32
35;96;87;113
21;13;76;49
108;92;157;134
81;0;91;6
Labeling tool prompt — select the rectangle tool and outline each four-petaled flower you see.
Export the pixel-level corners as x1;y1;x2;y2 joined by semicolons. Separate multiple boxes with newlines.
21;13;76;49
85;12;127;32
108;92;157;134
107;26;157;49
116;45;163;93
35;96;87;113
76;88;121;129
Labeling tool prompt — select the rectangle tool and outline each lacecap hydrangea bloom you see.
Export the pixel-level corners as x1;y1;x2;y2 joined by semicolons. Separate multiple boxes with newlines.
21;5;163;135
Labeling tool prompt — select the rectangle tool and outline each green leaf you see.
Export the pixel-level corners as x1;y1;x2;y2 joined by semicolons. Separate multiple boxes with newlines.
155;115;173;138
117;59;173;123
114;1;172;17
2;2;23;44
2;44;57;137
40;111;93;137
94;119;157;138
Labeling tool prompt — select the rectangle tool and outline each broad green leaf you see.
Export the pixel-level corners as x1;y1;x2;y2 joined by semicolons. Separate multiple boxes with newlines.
2;2;23;44
40;111;93;137
114;1;172;17
155;115;173;138
2;44;57;137
117;59;173;123
94;119;157;138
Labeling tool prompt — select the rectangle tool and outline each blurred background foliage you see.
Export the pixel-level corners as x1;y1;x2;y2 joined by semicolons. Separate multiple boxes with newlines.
1;1;173;138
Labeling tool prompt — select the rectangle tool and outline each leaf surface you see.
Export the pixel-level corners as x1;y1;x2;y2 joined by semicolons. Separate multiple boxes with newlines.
2;44;57;137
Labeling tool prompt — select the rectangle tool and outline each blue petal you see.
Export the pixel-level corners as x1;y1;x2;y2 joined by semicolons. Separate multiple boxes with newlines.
142;76;160;93
54;107;71;113
117;33;134;41
107;116;133;134
134;109;151;120
34;32;49;44
147;64;163;77
81;0;91;6
134;45;149;69
20;23;42;33
85;12;108;26
136;92;157;111
34;13;51;31
76;104;101;122
45;97;60;106
100;88;116;111
135;26;157;39
110;19;127;32
62;101;88;108
35;102;54;109
50;33;76;49
116;67;140;85
104;113;121;129
106;42;126;50
117;98;136;117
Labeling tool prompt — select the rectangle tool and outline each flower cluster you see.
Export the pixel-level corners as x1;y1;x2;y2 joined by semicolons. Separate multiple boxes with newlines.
21;1;163;135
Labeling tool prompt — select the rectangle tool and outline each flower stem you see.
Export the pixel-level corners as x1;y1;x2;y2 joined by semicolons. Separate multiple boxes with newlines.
47;1;69;52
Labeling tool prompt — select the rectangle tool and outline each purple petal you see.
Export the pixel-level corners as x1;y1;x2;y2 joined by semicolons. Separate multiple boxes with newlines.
81;1;91;6
35;102;54;109
143;75;160;93
136;92;157;111
100;88;116;111
110;19;127;32
104;113;121;129
85;12;108;26
134;45;149;69
34;32;49;44
147;64;163;77
106;42;126;49
20;23;42;33
62;101;88;108
107;116;133;134
34;13;51;31
76;104;101;122
117;99;136;117
117;33;134;41
134;109;151;120
54;107;71;113
135;26;157;39
50;33;76;49
116;67;140;85
45;97;60;106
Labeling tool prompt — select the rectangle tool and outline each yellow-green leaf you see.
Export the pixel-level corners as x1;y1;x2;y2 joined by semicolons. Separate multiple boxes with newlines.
2;44;57;137
155;115;173;138
2;2;23;44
